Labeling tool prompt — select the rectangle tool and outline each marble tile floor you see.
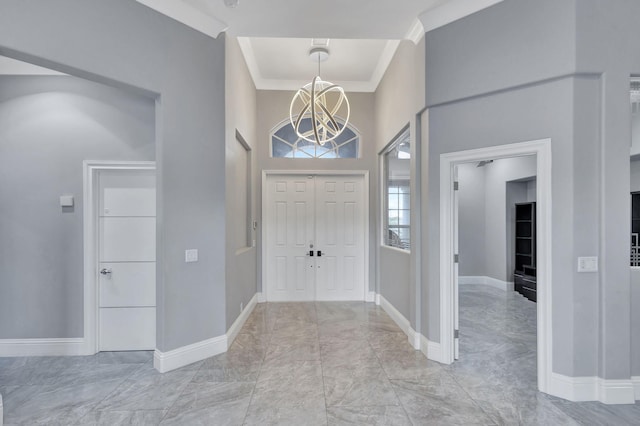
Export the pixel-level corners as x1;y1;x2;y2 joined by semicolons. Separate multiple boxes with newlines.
1;285;638;425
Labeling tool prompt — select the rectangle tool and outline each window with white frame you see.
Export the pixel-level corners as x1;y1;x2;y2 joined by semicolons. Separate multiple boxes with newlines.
382;127;411;250
270;117;360;159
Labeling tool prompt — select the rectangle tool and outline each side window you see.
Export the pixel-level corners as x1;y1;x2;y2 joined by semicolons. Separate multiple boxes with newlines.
382;127;411;250
270;117;360;159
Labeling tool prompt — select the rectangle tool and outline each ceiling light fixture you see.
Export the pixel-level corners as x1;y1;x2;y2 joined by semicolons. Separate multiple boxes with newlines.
223;0;239;8
289;47;350;146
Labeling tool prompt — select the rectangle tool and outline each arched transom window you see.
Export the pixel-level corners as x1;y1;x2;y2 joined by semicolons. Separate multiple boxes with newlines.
270;117;360;159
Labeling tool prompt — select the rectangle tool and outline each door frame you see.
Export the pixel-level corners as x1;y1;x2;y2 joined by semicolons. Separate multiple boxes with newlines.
82;160;156;355
261;170;370;302
439;138;552;394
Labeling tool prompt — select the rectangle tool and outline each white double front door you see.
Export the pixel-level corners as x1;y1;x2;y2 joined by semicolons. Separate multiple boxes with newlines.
265;174;367;302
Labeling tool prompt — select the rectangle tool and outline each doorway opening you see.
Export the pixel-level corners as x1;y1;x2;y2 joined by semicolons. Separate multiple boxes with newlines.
439;139;552;394
262;171;370;302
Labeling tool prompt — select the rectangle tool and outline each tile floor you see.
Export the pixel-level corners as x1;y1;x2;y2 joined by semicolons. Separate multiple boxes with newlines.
1;285;639;425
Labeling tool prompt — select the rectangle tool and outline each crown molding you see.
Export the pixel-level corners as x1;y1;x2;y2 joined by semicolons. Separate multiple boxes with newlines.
238;38;399;93
405;19;425;44
135;0;227;39
419;0;504;33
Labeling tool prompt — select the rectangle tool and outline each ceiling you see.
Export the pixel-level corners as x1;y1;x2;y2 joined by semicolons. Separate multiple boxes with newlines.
1;1;505;92
136;0;504;92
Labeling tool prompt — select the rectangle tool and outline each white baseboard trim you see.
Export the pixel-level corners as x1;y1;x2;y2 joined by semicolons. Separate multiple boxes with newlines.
226;294;258;348
155;293;260;373
365;291;376;303
256;292;266;303
548;373;636;404
633;376;640;400
458;276;513;291
419;334;444;363
154;335;227;373
0;338;86;357
378;295;420;350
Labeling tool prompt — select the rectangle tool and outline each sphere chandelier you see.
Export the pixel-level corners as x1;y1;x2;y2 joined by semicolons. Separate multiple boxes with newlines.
290;47;350;146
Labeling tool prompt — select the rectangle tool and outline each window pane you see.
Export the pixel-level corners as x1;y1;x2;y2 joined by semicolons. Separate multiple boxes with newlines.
382;128;410;250
271;117;359;159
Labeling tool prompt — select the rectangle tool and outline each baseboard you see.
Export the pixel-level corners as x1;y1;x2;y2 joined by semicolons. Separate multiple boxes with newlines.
632;376;640;400
0;338;86;357
0;391;3;426
459;276;513;291
548;373;636;404
419;333;443;363
226;293;258;348
365;291;376;303
154;335;227;373
378;295;420;350
256;292;266;303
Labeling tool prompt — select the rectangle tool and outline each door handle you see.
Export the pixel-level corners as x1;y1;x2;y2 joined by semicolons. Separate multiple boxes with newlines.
309;250;314;257
100;268;112;276
317;250;322;257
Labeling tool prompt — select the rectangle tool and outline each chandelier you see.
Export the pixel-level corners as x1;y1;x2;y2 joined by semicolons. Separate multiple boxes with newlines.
290;47;350;146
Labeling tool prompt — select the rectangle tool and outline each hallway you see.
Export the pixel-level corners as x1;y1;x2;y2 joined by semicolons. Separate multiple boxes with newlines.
1;286;639;425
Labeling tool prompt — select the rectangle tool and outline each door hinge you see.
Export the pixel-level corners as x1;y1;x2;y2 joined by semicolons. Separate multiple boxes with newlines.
454;329;459;339
453;181;459;191
454;254;459;263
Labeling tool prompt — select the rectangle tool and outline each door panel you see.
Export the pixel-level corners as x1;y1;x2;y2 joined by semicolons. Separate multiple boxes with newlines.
100;217;155;262
315;176;366;301
99;262;155;307
98;169;156;351
99;307;156;351
266;176;315;301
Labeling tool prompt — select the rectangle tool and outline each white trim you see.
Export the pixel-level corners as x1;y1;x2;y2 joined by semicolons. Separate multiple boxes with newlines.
379;295;419;350
256;292;266;303
226;294;258;347
261;170;370;303
404;19;425;44
0;338;85;357
419;334;443;363
458;276;514;291
548;373;636;404
439;139;552;396
154;292;259;373
83;160;156;356
419;0;505;33
135;0;227;39
375;293;381;305
237;37;398;93
632;376;640;400
154;335;227;373
365;291;376;303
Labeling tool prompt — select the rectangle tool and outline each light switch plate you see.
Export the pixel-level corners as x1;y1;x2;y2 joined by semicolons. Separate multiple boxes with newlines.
185;249;198;263
59;195;74;207
577;256;598;272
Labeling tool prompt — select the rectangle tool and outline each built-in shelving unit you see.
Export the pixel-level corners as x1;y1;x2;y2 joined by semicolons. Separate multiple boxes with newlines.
514;202;537;302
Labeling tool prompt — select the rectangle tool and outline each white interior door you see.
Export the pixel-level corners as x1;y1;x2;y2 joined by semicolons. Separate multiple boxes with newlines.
265;174;366;302
265;175;315;301
98;170;156;351
315;175;366;300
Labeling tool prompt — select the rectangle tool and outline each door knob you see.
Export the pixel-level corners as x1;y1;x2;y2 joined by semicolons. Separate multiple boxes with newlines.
100;268;112;276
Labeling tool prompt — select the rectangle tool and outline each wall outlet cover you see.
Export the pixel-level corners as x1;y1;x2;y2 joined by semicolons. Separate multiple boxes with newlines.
185;249;198;263
577;256;598;272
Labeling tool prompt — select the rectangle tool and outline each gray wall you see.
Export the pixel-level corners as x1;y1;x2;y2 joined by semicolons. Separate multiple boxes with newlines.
424;0;635;381
255;90;377;296
375;39;426;326
458;157;537;281
0;75;155;338
457;163;486;276
225;36;258;329
0;0;227;352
